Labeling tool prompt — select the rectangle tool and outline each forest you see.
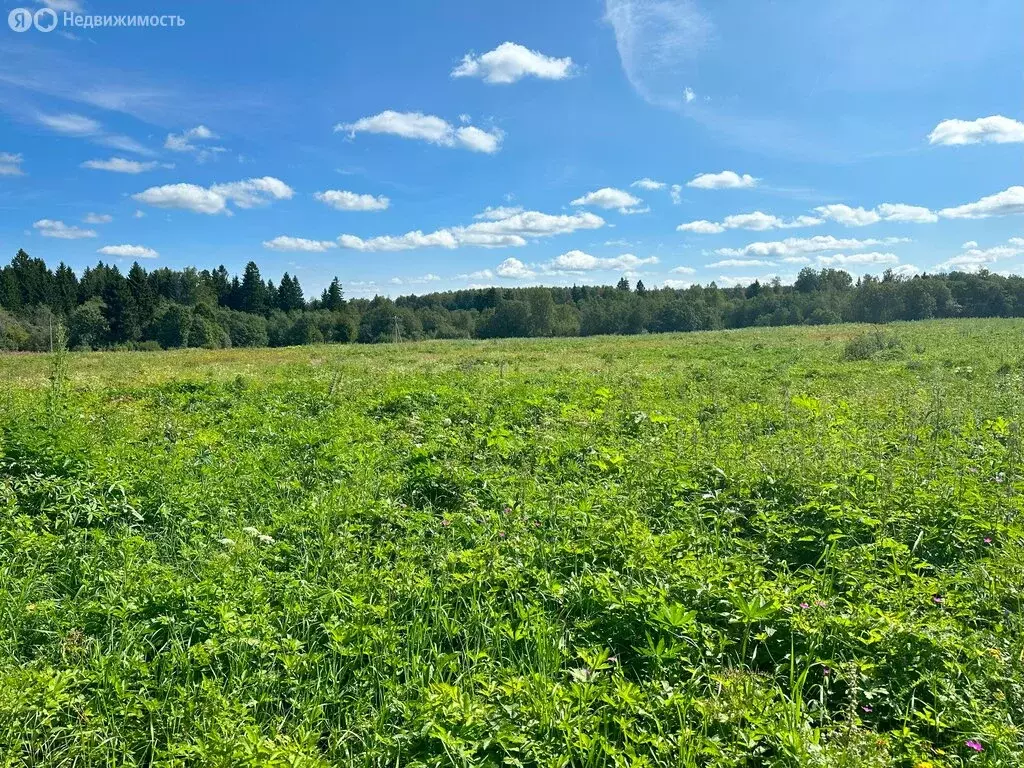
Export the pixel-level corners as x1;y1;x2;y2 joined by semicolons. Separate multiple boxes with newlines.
2;248;1023;350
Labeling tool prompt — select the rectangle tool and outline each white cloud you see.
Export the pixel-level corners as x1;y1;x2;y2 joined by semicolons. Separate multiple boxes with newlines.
548;250;658;272
336;110;503;153
814;204;881;227
314;189;390;212
496;257;536;278
451;42;574;84
681;211;822;234
816;252;899;266
663;278;696;289
670;265;696;274
928;115;1024;146
133;210;146;219
707;258;778;268
38;112;101;136
32;0;82;11
98;135;155;156
337;210;604;252
263;236;339;253
687;171;758;189
962;240;978;249
33;219;97;239
715;235;908;259
890;264;921;277
458;269;495;280
875;203;939;224
132;183;227;214
816;202;938;226
604;0;713;109
474;205;523;220
935;238;1024;271
98;244;158;259
454;125;504;153
165;125;225;160
209;177;293;208
939;186;1024;219
81;157;158;173
684;87;696;103
390;273;442;285
134;177;294;215
0;152;24;176
678;220;725;234
570;186;644;214
670;184;682;204
83;213;112;224
631;177;665;190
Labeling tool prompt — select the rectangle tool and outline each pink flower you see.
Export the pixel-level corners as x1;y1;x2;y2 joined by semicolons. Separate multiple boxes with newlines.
503;506;512;514
932;594;945;605
984;537;993;544
498;531;506;538
441;519;450;527
965;739;984;752
861;705;872;713
799;602;810;610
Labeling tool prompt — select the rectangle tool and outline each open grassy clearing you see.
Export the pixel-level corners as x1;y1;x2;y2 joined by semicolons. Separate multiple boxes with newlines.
1;319;1022;766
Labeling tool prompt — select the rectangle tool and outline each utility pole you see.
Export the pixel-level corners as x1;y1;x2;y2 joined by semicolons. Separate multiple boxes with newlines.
392;315;401;344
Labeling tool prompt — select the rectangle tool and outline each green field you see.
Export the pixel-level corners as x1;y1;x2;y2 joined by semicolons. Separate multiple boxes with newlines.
1;320;1022;766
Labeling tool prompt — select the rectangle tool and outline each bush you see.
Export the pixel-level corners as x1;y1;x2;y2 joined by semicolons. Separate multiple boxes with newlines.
842;329;904;361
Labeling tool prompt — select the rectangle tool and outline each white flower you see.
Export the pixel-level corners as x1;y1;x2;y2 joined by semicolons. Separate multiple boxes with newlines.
258;534;276;545
242;526;260;537
218;538;235;547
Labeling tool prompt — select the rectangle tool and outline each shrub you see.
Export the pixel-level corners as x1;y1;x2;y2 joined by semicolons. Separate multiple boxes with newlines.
842;329;904;361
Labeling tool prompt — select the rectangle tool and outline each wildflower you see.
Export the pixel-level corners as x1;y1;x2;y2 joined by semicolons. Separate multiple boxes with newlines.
607;656;618;664
932;594;944;605
441;518;451;527
218;538;235;547
799;602;810;610
994;472;1005;484
242;526;260;537
984;537;993;544
257;534;275;545
861;705;872;713
822;665;831;677
814;599;828;607
498;531;506;538
503;505;512;515
965;739;984;752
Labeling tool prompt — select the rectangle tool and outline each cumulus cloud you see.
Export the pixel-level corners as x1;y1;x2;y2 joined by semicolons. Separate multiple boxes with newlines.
670;265;696;274
928;115;1024;146
134;177;293;214
815;202;938;226
631;177;665;190
496;257;535;278
548;250;658;272
451;42;574;84
263;236;338;253
81;157;159;173
474;205;523;220
570;187;645;214
336;110;504;153
83;213;112;224
165;125;226;160
670;184;682;204
707;258;778;268
337;210;604;252
816;252;899;266
97;244;158;259
938;186;1024;219
679;211;822;234
314;189;390;212
715;235;909;259
934;238;1024;271
687;171;758;189
0;152;24;176
33;219;96;239
663;278;696;289
684;87;696;103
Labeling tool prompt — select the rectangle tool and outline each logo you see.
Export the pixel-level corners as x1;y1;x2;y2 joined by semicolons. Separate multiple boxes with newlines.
8;6;57;32
34;7;57;32
8;7;32;32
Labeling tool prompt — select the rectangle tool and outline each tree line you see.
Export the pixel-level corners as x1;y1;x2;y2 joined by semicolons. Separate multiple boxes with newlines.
1;249;1022;351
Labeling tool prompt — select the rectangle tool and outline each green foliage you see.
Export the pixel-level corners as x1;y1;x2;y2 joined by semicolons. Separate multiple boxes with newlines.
0;320;1021;765
842;329;905;361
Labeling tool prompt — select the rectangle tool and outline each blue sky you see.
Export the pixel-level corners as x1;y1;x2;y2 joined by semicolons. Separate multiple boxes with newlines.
1;0;1022;298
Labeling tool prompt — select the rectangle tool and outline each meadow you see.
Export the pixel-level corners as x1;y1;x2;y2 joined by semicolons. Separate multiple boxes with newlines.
0;319;1022;766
